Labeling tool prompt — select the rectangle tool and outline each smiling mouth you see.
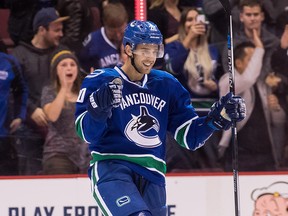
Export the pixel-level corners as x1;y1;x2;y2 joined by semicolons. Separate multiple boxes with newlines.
143;62;152;67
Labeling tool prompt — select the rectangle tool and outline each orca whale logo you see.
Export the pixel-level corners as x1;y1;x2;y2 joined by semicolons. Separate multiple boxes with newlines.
125;106;161;148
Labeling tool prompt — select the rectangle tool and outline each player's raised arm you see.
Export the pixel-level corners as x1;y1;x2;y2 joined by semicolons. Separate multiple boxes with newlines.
75;73;122;143
169;85;246;151
87;77;123;122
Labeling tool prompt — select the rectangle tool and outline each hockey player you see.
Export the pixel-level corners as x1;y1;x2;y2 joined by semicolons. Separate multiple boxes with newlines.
75;20;246;216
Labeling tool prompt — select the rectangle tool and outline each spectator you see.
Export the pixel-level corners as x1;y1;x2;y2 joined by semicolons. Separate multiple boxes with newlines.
203;0;287;44
148;0;181;44
56;0;94;53
266;24;288;167
77;2;128;72
232;0;288;37
163;7;223;171
0;40;28;175
41;49;90;174
264;73;288;169
220;1;285;170
12;7;68;175
222;0;279;81
164;7;220;114
218;32;280;171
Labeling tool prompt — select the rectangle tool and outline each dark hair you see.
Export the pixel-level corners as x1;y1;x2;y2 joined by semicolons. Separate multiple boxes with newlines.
234;41;255;64
239;0;263;12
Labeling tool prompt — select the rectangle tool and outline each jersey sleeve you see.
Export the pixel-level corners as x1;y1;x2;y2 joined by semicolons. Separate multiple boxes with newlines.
77;33;95;73
167;76;215;150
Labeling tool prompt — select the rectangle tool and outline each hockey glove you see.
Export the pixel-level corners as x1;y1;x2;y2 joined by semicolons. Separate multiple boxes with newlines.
87;78;123;121
206;92;246;130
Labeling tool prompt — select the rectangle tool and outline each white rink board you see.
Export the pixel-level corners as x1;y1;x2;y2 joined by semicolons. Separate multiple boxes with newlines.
0;173;288;216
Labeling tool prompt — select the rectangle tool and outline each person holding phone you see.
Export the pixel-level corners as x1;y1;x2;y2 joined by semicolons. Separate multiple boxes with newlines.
163;7;224;171
164;7;221;110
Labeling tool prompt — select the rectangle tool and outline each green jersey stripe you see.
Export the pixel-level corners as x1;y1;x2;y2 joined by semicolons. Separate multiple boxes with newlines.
90;151;166;175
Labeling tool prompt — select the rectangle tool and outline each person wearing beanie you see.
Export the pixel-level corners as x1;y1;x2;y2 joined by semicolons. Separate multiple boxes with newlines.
11;7;69;175
41;49;90;174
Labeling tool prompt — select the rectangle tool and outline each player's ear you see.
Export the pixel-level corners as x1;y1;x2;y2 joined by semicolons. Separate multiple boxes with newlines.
124;44;133;57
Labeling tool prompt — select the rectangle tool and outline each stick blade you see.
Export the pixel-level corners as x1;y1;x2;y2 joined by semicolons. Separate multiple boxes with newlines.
219;0;231;15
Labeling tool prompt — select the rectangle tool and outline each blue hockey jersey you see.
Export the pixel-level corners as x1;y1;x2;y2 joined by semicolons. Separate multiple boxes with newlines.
0;52;28;136
78;27;123;73
75;66;215;185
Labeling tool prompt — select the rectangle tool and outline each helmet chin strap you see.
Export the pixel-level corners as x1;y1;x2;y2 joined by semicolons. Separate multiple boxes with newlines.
130;54;142;74
125;44;143;75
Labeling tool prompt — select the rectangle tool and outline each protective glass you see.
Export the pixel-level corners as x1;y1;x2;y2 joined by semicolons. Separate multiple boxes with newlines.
132;44;164;58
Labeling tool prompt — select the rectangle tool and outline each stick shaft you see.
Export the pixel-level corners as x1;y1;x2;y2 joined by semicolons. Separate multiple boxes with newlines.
227;15;235;94
227;10;240;216
218;0;240;215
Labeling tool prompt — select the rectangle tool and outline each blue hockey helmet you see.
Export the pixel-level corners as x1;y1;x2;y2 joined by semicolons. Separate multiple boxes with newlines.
123;20;164;58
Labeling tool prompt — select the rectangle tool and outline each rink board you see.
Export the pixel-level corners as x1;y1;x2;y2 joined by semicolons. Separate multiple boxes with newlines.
0;172;288;216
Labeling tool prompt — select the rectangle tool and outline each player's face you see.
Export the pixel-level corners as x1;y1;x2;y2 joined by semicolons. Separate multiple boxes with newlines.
240;6;264;31
43;22;64;47
56;58;78;85
132;44;157;74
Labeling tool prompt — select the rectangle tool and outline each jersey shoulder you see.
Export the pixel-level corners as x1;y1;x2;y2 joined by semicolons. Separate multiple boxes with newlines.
82;29;103;48
82;68;119;88
149;69;191;99
150;68;179;82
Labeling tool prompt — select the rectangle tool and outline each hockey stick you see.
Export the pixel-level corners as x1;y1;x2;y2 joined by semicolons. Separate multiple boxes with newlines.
218;0;240;215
